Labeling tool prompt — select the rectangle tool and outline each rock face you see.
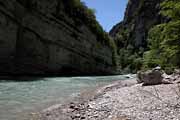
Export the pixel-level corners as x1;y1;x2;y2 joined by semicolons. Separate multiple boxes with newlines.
110;0;165;50
0;0;114;75
137;69;163;85
137;68;176;85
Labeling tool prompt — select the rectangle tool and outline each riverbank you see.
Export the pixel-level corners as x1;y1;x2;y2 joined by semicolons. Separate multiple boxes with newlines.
0;75;132;120
36;79;136;120
37;77;180;120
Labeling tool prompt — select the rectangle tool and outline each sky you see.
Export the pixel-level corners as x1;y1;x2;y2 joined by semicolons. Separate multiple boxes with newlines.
81;0;128;32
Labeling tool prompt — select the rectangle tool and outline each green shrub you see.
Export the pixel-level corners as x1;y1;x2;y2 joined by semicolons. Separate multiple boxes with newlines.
164;67;175;75
143;0;180;70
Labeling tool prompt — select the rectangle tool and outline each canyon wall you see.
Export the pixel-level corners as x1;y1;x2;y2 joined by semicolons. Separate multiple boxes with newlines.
110;0;165;49
0;0;114;76
109;0;166;73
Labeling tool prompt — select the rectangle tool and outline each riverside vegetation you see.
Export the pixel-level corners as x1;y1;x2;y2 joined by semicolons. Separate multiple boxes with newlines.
56;0;180;74
38;1;180;119
1;0;178;75
143;0;180;73
1;0;180;120
111;0;180;74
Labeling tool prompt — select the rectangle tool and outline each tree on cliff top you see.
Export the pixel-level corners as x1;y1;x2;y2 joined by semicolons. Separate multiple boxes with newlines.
57;0;118;65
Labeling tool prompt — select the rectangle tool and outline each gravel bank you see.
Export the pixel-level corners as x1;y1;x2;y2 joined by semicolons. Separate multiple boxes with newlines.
37;78;180;120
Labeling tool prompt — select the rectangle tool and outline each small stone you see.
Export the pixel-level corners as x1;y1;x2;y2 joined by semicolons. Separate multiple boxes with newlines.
70;104;75;109
81;116;86;119
75;114;81;118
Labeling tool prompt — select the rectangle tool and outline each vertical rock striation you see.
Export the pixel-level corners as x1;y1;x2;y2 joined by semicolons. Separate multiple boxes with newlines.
0;0;115;76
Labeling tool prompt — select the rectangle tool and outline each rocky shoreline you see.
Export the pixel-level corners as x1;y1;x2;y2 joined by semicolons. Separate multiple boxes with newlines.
34;70;180;120
32;79;136;120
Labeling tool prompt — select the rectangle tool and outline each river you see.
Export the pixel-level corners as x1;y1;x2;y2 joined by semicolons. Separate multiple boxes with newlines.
0;75;135;120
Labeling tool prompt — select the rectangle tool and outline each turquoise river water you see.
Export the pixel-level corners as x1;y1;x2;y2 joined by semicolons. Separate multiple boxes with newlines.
0;75;135;120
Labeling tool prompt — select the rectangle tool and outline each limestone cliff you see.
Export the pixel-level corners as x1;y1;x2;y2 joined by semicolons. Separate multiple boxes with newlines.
109;0;166;72
0;0;115;76
110;0;165;49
